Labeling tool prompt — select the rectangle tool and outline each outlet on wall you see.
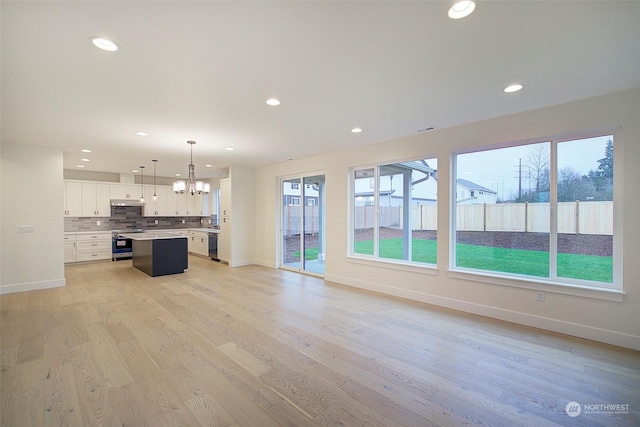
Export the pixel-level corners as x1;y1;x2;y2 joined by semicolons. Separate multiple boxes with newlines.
154;219;158;224
537;292;545;302
97;220;101;226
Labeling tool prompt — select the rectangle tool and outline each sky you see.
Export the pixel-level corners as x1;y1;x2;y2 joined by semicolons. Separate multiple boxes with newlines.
456;135;612;200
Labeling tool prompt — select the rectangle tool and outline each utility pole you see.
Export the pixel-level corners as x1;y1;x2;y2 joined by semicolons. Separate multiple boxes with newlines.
514;158;522;200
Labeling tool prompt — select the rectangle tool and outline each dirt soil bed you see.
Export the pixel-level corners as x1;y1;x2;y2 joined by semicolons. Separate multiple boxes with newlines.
354;228;612;257
285;228;612;262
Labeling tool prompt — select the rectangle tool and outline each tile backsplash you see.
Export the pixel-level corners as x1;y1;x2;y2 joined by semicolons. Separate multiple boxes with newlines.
64;206;210;232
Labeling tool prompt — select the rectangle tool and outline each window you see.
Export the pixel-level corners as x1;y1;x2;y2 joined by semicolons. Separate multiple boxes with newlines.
308;198;316;206
291;183;299;190
290;197;300;206
453;133;618;289
351;158;438;265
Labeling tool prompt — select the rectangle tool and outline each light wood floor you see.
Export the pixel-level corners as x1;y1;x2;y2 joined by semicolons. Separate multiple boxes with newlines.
1;256;638;426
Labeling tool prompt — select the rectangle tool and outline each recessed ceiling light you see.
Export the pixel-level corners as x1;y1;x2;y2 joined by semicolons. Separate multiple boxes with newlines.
81;149;91;153
132;169;139;173
205;164;212;167
351;128;363;133
175;173;181;177
266;98;280;106
136;132;148;136
226;147;235;151
90;37;119;52
81;158;90;162
448;0;476;19
77;165;86;168
504;84;523;93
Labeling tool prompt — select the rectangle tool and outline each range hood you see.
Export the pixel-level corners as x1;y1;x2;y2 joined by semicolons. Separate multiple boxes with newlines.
111;199;145;207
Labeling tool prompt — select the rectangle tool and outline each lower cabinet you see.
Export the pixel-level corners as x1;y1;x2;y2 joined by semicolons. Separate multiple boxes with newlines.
65;233;111;263
64;236;77;263
188;231;209;257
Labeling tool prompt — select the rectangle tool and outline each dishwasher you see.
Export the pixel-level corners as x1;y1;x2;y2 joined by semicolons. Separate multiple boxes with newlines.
208;232;219;261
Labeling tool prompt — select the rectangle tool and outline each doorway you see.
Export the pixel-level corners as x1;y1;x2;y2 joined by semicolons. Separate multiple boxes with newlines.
281;174;326;275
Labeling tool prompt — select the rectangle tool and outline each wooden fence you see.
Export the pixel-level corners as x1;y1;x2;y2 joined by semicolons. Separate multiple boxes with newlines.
283;205;321;236
351;201;613;235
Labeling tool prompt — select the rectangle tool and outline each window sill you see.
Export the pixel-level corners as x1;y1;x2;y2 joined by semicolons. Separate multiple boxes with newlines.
346;255;438;275
448;268;624;302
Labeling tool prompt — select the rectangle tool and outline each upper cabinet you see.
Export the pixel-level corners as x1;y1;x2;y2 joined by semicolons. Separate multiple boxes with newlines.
64;180;111;217
63;181;82;217
110;184;141;200
64;179;207;218
81;182;111;217
143;185;167;217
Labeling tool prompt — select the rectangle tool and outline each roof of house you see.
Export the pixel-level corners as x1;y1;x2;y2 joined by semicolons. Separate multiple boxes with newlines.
457;179;497;194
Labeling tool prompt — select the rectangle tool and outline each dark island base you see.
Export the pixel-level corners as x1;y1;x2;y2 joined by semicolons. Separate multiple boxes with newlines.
132;238;188;277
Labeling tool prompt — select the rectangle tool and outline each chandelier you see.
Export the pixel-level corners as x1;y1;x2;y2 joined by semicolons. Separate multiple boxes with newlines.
173;140;210;195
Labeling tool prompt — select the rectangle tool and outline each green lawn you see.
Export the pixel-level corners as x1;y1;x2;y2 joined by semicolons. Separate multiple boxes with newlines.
353;238;612;283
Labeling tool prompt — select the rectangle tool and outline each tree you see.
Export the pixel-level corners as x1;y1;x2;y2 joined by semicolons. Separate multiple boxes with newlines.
592;139;613;199
519;144;550;202
596;139;613;179
558;167;596;202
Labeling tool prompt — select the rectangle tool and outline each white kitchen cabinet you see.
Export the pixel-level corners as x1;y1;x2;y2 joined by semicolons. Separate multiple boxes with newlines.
176;191;188;216
164;189;178;216
64;232;111;263
64;181;82;217
81;182;111;217
64;235;76;263
220;178;231;217
110;184;141;200
219;178;231;263
188;231;209;257
185;192;203;216
143;185;167;217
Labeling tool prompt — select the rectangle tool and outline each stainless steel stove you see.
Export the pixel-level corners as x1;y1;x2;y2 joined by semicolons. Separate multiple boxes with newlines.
111;229;145;260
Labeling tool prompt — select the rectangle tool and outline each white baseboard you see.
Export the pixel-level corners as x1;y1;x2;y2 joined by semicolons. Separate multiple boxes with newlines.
251;259;278;268
324;273;640;351
0;278;66;295
228;258;256;268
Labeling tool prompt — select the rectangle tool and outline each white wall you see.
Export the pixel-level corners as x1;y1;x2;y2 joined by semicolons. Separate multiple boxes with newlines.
1;143;65;294
253;88;640;350
228;166;255;267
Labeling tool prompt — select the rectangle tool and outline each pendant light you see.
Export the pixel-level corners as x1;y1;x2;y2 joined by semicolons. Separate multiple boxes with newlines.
152;159;158;201
139;165;145;203
173;140;210;195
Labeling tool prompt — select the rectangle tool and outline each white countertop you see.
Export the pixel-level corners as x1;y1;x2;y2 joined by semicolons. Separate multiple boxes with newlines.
119;232;188;240
64;228;219;235
64;231;112;235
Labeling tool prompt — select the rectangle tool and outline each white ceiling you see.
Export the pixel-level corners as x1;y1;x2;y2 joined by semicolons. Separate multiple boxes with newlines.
2;1;640;179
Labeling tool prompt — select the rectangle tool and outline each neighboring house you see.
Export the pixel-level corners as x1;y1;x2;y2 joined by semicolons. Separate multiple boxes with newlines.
456;178;497;204
353;167;497;206
282;181;319;206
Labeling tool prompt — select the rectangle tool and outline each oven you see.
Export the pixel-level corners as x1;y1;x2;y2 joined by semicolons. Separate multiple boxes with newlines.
111;229;144;260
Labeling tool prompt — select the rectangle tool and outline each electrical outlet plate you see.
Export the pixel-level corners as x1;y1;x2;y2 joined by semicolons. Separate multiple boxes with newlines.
537;292;545;302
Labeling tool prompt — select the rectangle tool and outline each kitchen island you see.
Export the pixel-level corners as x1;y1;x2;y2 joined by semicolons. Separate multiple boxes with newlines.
119;232;188;277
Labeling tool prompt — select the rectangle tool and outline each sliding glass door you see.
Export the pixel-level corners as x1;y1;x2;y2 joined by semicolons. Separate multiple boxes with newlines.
281;174;325;275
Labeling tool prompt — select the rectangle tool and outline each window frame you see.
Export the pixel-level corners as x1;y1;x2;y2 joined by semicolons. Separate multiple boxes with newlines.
348;156;439;272
449;128;623;300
